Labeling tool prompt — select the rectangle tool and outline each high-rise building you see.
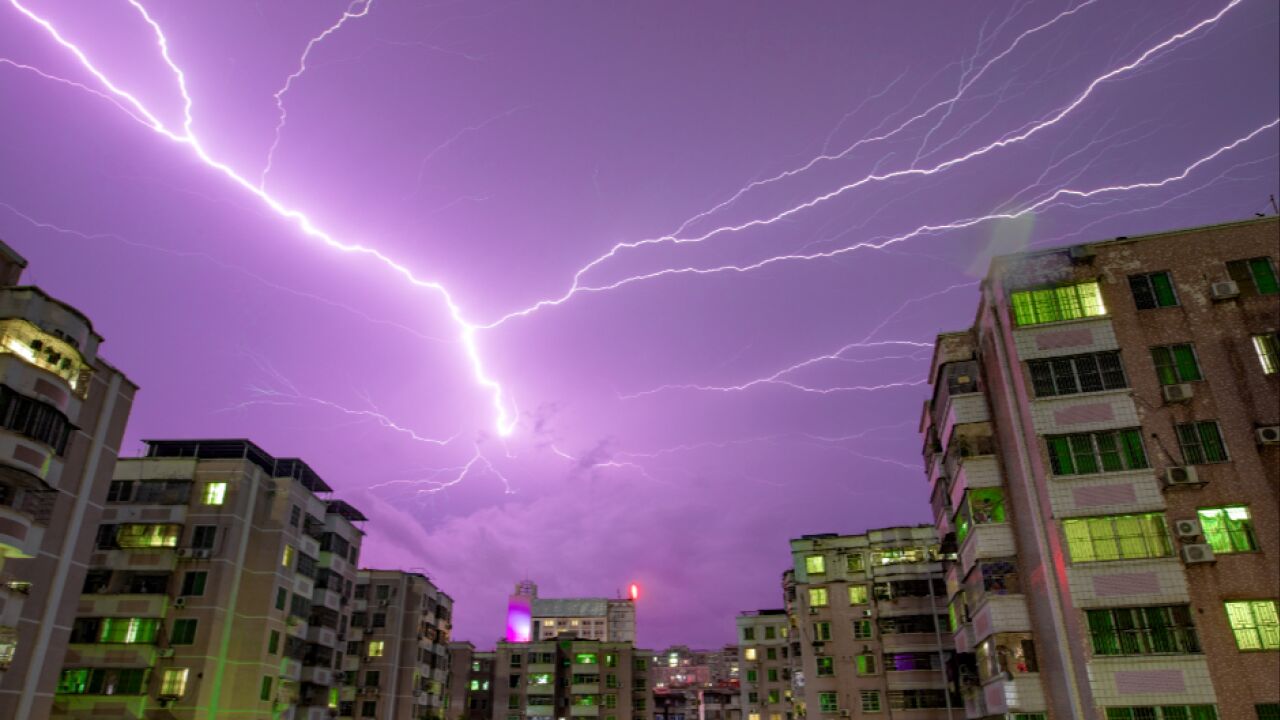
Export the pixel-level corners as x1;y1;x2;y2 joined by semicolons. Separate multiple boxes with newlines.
0;240;137;720
787;527;956;719
489;637;653;720
508;580;637;642
51;439;363;719
735;610;791;720
347;569;453;720
922;216;1279;720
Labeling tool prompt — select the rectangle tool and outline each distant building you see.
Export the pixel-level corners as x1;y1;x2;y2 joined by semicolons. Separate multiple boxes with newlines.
735;611;791;720
446;641;495;720
508;580;637;642
0;240;137;720
489;637;653;720
921;216;1280;720
787;526;956;719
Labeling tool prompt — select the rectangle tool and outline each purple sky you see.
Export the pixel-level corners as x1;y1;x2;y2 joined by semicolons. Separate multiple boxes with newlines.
2;0;1277;649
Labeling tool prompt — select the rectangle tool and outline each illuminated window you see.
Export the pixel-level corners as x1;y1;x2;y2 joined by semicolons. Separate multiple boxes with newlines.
329;687;339;709
1046;429;1147;475
1177;422;1229;464
855;653;877;675
1225;600;1279;651
282;545;294;568
871;547;926;566
808;588;829;608
1198;506;1258;554
115;524;180;548
202;482;227;506
767;690;780;704
56;668;148;695
160;668;188;697
955;488;1008;544
1062;513;1172;563
1253;334;1280;374
368;640;384;657
846;553;864;572
749;714;761;720
813;622;831;641
744;647;757;661
818;692;838;713
1227;257;1280;295
1010;281;1105;326
815;657;833;676
1129;271;1178;309
1151;344;1202;385
848;585;868;605
529;673;552;685
860;690;881;713
805;555;825;575
95;617;160;644
574;653;597;664
0;318;90;395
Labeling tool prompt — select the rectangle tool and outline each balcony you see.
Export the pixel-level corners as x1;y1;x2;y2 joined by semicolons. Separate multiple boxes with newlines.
570;706;600;717
958;523;1015;570
77;593;170;619
0;503;35;558
300;665;332;686
981;673;1046;715
0;302;93;399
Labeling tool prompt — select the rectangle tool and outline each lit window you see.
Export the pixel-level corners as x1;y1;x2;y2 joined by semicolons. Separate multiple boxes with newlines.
368;640;385;657
1176;421;1229;464
855;653;877;675
1046;429;1148;475
1225;601;1279;650
813;622;831;641
1198;506;1258;554
808;588;829;608
574;653;597;664
1129;271;1178;309
805;555;825;575
282;545;294;568
846;553;864;572
1010;280;1105;326
818;692;838;713
160;668;189;697
98;617;160;644
1062;513;1172;563
202;482;227;506
744;647;757;661
860;690;881;713
115;523;181;548
749;714;761;720
529;673;552;685
1151;344;1202;385
1253;334;1280;374
848;585;868;605
1227;257;1280;295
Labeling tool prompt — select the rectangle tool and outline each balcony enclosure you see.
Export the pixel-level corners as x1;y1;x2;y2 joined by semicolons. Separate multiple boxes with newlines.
975;632;1038;683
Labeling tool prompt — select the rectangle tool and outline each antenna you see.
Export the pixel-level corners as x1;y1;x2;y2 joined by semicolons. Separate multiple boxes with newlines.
1270;194;1278;215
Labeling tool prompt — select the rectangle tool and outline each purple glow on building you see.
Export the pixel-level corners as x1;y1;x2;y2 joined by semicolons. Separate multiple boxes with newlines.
506;594;532;643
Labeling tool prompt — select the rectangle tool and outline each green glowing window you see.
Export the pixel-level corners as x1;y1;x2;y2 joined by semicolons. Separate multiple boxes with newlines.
848;585;868;605
768;690;780;704
469;679;479;691
1104;706;1218;720
471;661;480;672
1010;281;1106;326
172;618;198;645
745;669;757;682
1129;272;1178;309
605;653;617;667
115;523;180;549
57;669;89;694
202;481;227;506
805;554;825;574
329;687;339;710
574;695;599;707
160;668;188;697
56;668;148;695
260;675;273;701
1228;257;1280;295
846;553;864;572
1062;512;1172;563
1198;506;1258;553
98;617;159;644
808;588;829;608
818;692;838;713
574;653;597;664
1253;334;1280;374
1046;429;1147;475
1177;422;1229;464
853;619;873;639
815;657;834;676
813;621;831;641
1225;600;1279;650
529;673;552;685
180;571;207;597
1151;344;1202;385
856;653;877;675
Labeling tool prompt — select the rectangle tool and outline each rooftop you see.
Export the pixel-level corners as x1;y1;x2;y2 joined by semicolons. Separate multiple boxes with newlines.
142;438;332;493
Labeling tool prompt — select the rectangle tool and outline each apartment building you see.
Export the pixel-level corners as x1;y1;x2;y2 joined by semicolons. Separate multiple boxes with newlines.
489;637;653;720
50;439;362;719
787;527;956;719
921;216;1279;720
446;641;496;720
736;610;791;720
0;240;137;720
344;569;453;720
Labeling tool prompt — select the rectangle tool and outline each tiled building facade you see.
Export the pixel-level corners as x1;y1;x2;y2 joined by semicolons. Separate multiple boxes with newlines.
736;610;791;720
489;638;653;720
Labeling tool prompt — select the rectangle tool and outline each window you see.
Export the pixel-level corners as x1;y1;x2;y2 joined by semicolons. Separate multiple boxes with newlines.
368;640;384;657
860;690;881;713
107;481;133;503
160;668;188;697
281;545;294;568
766;647;776;660
56;668;149;695
95;524;118;549
745;669;757;683
742;627;755;640
361;701;378;717
805;554;825;574
1198;506;1258;553
848;585;868;605
818;692;838;713
1150;347;1206;391
815;657;833;676
1104;707;1218;720
1129;272;1179;309
1227;257;1280;295
275;587;287;611
1062;512;1172;563
1010;280;1106;326
855;653;876;675
191;525;216;550
574;653;597;664
763;625;776;640
290;505;301;527
748;692;759;704
767;690;780;704
871;547;930;565
0;385;73;454
846;553;864;572
808;588;829;607
1028;351;1127;397
1257;704;1280;720
744;647;757;661
202;481;227;506
1087;606;1200;655
267;629;279;654
97;617;160;644
172;618;197;645
1177;422;1229;464
888;690;949;710
955;487;1008;544
812;621;831;641
853;620;873;639
115;524;181;548
1047;429;1148;475
180;571;206;597
364;670;381;687
1225;600;1279;650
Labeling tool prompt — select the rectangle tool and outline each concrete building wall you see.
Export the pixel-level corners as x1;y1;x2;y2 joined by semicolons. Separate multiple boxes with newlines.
735;611;790;720
491;638;652;720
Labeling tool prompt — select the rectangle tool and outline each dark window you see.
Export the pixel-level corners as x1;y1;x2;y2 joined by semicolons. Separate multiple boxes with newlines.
290;505;301;527
275;587;287;611
1227;257;1280;296
1028;351;1127;397
289;593;312;619
1176;422;1229;464
354;584;368;600
361;701;378;717
372;613;386;628
0;385;74;454
1151;344;1202;385
260;676;272;701
95;524;118;549
1129;272;1178;309
1087;605;1200;656
106;481;133;503
171;618;197;645
887;689;949;710
1257;703;1280;720
376;584;391;600
364;670;380;687
191;525;216;550
267;629;280;654
180;571;206;597
82;569;111;594
1105;706;1218;720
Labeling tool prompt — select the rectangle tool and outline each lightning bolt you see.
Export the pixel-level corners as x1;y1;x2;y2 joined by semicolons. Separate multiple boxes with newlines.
261;0;376;189
368;442;515;497
6;0;519;436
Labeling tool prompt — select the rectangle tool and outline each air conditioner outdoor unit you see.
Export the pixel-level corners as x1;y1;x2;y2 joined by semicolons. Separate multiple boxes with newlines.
1173;518;1202;539
1181;544;1215;564
174;548;189;557
1210;281;1239;300
807;608;818;615
158;648;175;658
1161;383;1193;403
1256;425;1280;444
173;597;187;609
1164;466;1201;486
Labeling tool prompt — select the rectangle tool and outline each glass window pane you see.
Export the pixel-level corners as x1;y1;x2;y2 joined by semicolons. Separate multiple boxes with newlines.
1249;258;1279;294
1172;346;1202;382
1150;272;1177;306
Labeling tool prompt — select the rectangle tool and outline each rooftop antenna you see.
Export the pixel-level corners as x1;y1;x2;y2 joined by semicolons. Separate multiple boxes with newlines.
1270;194;1278;215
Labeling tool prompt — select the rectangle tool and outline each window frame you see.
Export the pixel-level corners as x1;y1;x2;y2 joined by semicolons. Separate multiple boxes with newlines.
1151;344;1203;385
1128;271;1179;309
1224;600;1279;651
1028;351;1128;397
1062;512;1172;563
1197;506;1258;554
1176;421;1229;465
1046;429;1148;476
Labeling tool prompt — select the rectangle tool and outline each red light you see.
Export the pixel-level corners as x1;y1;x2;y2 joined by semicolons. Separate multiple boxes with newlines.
629;583;640;601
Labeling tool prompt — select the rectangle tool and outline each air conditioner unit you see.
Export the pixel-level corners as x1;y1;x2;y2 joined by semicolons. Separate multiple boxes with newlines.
1210;281;1239;300
861;609;872;618
379;600;389;607
1181;544;1215;564
1161;383;1193;403
158;648;175;658
192;549;212;560
174;548;189;558
173;597;187;609
1256;425;1280;444
1164;466;1201;486
807;608;818;615
1173;518;1202;539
